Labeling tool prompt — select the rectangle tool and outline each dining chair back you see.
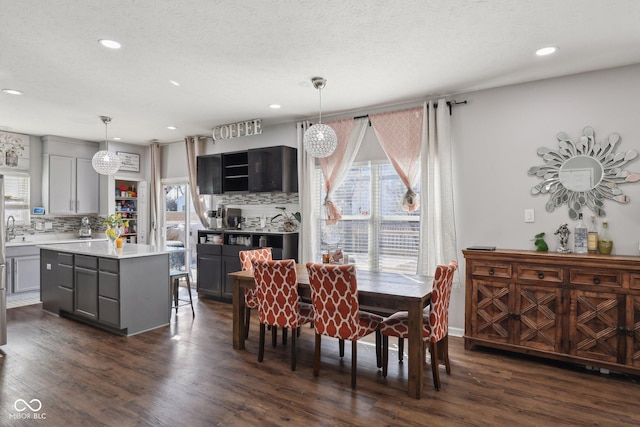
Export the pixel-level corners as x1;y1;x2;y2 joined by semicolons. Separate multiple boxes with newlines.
306;262;383;389
239;248;272;339
379;260;457;390
253;259;313;370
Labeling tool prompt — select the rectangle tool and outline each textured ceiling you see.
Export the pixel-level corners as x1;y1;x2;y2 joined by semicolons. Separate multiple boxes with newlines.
1;0;639;145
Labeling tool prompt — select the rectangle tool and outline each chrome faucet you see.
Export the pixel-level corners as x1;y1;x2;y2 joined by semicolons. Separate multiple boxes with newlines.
6;215;15;242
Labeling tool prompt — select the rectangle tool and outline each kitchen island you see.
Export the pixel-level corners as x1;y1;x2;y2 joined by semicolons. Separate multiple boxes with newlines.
40;241;174;336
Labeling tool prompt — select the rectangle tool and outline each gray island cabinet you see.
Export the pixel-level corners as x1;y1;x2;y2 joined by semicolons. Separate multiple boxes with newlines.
40;241;173;336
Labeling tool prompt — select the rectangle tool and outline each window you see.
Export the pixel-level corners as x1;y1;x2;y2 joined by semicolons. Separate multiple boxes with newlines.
4;172;30;225
315;162;419;274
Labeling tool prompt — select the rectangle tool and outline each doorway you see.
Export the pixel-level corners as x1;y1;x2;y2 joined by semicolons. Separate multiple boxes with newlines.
162;180;205;283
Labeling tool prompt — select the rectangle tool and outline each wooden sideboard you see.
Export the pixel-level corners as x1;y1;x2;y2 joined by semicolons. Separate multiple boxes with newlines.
463;249;640;376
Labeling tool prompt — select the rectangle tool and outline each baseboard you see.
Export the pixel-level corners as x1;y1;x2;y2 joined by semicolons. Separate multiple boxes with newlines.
449;326;463;337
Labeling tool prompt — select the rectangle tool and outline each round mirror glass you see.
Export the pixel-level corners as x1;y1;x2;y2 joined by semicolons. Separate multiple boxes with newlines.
558;155;603;192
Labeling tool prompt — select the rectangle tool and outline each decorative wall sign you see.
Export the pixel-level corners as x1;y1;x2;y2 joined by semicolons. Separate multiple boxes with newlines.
528;126;640;218
116;151;140;172
212;118;262;141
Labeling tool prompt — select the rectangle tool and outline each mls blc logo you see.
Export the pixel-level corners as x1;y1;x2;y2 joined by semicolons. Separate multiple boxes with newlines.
11;398;46;420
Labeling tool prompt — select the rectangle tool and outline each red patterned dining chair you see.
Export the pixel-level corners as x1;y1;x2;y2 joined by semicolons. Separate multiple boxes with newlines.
306;262;384;389
253;259;313;371
239;248;272;339
379;261;458;390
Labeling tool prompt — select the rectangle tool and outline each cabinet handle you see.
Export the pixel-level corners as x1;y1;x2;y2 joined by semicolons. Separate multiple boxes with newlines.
70;200;73;211
537;271;545;279
488;267;495;275
626;328;634;337
592;276;600;285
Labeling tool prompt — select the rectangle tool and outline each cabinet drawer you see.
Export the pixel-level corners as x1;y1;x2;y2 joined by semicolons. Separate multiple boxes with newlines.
630;274;640;290
471;261;512;279
198;244;222;256
58;253;74;266
99;258;119;274
517;264;563;283
98;296;120;327
76;255;98;270
58;263;73;287
99;271;119;299
570;268;622;288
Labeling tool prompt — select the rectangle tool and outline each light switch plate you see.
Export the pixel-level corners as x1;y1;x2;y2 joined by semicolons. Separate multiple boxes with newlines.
524;209;535;223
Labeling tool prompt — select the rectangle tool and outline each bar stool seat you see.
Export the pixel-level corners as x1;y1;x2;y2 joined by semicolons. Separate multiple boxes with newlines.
170;269;194;317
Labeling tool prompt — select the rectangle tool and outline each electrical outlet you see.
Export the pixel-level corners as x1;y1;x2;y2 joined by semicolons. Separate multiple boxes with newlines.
524;209;535;223
45;222;53;230
35;223;44;231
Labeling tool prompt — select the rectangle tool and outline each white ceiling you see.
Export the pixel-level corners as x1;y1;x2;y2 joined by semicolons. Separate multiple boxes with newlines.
1;0;640;145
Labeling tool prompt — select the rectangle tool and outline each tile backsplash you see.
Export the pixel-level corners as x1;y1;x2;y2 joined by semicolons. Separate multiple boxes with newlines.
216;193;300;229
19;216;105;235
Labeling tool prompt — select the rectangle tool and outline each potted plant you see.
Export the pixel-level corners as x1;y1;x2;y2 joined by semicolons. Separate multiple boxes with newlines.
271;207;301;232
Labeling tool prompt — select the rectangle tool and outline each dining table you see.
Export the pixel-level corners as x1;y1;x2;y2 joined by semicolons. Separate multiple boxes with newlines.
228;263;433;399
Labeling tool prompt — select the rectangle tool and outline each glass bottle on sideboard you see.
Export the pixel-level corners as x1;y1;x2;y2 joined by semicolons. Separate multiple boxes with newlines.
598;220;613;255
587;215;599;254
574;212;588;254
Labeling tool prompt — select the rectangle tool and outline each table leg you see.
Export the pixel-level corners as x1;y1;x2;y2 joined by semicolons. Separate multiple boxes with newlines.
407;300;423;399
232;278;245;350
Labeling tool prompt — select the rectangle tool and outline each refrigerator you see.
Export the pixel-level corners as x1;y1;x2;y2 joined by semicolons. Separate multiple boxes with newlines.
0;174;6;347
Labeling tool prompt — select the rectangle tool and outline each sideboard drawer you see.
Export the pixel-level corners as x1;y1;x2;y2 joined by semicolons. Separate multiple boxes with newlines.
630;274;640;290
471;262;512;279
570;268;622;288
518;264;564;283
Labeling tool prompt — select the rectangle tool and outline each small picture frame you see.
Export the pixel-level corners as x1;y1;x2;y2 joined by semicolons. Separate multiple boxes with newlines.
116;151;140;172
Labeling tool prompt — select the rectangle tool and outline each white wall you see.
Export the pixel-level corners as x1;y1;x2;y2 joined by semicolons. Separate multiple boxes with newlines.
448;63;640;331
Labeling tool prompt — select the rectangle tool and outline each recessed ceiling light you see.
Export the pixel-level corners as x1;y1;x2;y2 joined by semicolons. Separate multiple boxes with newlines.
536;46;558;56
269;104;281;109
2;89;23;95
169;80;180;87
167;126;177;130
112;137;121;141
99;39;121;49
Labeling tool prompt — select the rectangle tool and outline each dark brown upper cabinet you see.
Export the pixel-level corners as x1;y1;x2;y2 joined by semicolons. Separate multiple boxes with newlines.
248;146;297;193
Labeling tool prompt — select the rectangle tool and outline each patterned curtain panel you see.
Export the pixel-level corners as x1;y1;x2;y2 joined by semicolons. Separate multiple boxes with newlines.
370;106;423;212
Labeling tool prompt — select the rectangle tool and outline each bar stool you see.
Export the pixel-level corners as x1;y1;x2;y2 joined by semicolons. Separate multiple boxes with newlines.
170;269;195;317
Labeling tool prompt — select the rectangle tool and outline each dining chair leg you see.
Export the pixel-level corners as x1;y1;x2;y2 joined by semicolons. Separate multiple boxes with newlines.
282;327;288;346
258;323;266;363
297;326;301;337
313;334;322;377
398;337;404;363
290;329;297;371
244;307;251;339
351;340;358;389
443;334;451;374
173;278;179;313
375;330;382;368
339;339;345;358
272;326;278;348
430;341;441;391
382;335;389;377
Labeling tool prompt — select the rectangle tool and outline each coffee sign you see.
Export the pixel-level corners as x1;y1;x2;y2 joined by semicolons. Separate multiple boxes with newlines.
212;118;262;141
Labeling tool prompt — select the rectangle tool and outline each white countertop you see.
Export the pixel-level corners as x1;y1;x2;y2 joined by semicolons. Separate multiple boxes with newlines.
37;241;178;259
6;232;107;247
204;228;298;235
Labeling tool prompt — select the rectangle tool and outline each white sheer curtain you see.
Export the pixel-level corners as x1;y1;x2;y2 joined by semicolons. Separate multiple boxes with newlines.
148;141;163;246
298;121;317;263
185;136;209;228
320;117;368;224
418;99;458;276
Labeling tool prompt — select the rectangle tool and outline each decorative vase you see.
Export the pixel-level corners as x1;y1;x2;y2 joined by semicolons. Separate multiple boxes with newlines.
5;152;18;167
105;226;121;247
283;219;297;232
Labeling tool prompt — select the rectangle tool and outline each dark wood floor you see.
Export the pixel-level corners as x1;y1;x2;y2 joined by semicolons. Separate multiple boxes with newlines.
1;295;639;426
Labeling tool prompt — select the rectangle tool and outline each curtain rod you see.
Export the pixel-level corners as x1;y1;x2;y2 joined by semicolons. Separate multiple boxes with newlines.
353;100;467;120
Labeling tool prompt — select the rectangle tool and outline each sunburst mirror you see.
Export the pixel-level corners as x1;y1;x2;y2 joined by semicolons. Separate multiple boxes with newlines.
528;126;640;219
